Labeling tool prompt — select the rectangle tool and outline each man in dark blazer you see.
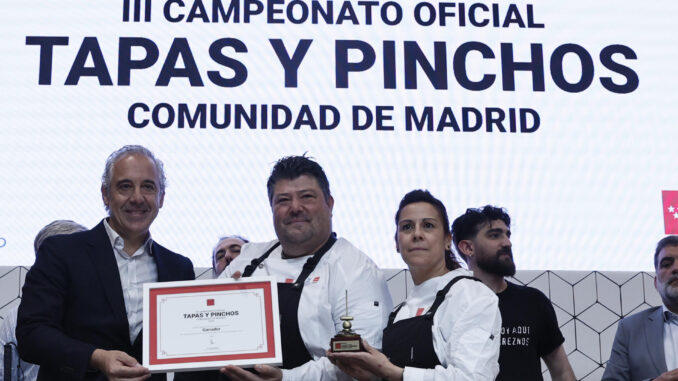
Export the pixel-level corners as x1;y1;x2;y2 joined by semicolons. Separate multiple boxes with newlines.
602;236;678;381
17;145;195;381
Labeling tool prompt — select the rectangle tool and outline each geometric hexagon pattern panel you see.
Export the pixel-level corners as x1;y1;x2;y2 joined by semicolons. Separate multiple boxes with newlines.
0;266;28;321
0;266;662;380
511;270;662;381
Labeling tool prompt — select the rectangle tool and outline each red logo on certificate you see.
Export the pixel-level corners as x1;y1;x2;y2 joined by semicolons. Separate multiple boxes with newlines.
662;191;678;234
207;299;215;306
285;278;294;283
312;277;320;283
415;308;425;316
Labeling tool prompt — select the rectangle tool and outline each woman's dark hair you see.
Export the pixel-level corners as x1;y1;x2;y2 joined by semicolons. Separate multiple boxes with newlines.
395;189;460;270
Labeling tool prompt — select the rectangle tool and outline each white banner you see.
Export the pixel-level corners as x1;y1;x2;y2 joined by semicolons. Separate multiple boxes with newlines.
1;0;674;270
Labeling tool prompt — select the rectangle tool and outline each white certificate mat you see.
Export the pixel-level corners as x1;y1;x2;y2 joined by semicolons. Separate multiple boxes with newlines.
143;277;282;372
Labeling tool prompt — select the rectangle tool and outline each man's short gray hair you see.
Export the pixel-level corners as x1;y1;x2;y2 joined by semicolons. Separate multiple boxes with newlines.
101;145;166;204
34;220;87;254
212;235;250;255
655;235;678;269
211;234;249;275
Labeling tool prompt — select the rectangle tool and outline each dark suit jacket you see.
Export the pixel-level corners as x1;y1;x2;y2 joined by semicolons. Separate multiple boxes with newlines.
17;221;195;381
602;306;669;381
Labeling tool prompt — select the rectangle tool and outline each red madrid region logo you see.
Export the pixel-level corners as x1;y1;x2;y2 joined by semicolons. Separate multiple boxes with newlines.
662;191;678;234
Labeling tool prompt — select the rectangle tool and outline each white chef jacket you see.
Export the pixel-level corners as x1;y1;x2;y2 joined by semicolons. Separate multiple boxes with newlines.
391;269;501;381
222;238;393;381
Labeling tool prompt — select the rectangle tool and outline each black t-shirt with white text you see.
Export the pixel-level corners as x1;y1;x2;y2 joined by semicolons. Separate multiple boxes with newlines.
496;281;565;381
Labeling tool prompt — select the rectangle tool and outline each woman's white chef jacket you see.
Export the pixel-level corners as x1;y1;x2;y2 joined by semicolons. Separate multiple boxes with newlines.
391;268;501;381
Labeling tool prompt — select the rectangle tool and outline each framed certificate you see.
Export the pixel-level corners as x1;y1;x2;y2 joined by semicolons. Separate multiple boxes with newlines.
143;277;282;372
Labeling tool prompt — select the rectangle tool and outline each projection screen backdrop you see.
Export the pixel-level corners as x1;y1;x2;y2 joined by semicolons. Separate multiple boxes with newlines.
1;0;675;270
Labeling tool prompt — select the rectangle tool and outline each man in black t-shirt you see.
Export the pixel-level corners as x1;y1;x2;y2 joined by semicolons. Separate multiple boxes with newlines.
452;206;575;381
496;281;566;380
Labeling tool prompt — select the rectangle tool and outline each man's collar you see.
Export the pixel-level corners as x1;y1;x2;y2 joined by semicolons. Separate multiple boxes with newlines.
103;218;154;256
280;232;336;259
661;304;678;323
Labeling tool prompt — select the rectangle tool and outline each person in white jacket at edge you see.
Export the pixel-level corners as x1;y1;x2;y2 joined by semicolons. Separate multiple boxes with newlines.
328;190;501;381
218;155;393;381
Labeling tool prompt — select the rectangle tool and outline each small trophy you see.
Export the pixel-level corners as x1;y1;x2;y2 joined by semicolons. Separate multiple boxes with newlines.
330;291;365;352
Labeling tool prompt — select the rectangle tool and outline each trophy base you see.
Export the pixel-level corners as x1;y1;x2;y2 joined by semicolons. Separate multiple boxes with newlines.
330;334;365;352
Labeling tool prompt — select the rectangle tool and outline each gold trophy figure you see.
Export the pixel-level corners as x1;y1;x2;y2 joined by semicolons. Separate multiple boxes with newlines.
330;291;365;352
